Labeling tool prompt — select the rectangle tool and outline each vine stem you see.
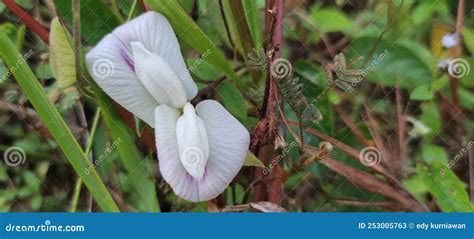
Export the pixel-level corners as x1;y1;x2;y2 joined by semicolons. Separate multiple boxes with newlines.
3;0;49;44
449;0;464;110
253;0;284;204
126;0;139;22
70;108;102;212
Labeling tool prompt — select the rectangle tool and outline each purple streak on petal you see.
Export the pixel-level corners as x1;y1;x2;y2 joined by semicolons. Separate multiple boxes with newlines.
120;49;135;72
186;172;194;183
202;167;208;181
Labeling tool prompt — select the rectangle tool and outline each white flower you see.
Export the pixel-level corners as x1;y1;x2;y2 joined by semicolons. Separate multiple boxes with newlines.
437;58;452;70
407;116;431;138
86;12;250;202
441;33;458;48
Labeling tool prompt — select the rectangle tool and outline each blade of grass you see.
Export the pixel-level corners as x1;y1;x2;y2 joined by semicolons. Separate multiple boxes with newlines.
145;0;244;90
229;0;257;54
82;57;160;212
94;86;161;212
242;0;263;49
228;0;261;83
70;107;101;212
0;32;119;212
127;0;139;22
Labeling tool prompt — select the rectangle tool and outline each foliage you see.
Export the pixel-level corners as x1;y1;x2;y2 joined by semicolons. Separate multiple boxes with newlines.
0;0;472;212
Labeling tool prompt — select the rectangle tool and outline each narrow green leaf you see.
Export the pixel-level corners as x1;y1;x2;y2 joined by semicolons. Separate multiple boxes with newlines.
347;37;433;89
145;0;244;89
53;0;120;44
461;28;474;54
0;32;119;212
417;163;474;212
49;17;76;89
422;144;448;165
410;85;433;101
85;60;160;212
244;151;264;168
222;0;244;54
217;81;247;122
242;0;263;49
310;7;354;33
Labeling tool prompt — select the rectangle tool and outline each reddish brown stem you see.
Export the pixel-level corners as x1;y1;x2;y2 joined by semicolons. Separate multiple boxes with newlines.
3;0;49;44
253;0;284;204
335;105;369;147
448;0;465;137
395;84;406;172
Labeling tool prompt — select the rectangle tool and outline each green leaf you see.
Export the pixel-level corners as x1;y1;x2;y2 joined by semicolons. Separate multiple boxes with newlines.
412;2;438;26
293;60;324;86
242;0;263;49
243;151;264;168
410;85;433;101
53;0;121;44
133;116;146;137
186;58;221;81
90;85;160;212
49;17;76;89
35;63;53;79
85;60;160;212
417;162;474;212
403;175;429;196
234;183;245;204
0;165;7;181
18;171;41;197
29;194;42;210
422;144;448;165
459;87;474;111
462;28;474;54
217;81;247;122
310;7;354;33
145;0;244;89
0;32;119;212
347;37;433;89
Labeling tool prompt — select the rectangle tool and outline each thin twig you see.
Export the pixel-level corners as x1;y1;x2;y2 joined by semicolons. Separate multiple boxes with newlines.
218;0;235;50
126;0;139;22
3;0;49;44
335;105;370;147
448;0;465;136
69;108;101;212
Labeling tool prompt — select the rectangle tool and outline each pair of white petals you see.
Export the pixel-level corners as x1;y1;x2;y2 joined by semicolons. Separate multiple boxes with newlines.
86;12;249;202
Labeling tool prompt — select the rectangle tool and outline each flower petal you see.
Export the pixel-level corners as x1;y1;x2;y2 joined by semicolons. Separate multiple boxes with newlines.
176;103;209;181
131;42;187;108
86;34;157;126
194;100;250;200
86;12;198;127
156;101;250;202
154;105;199;201
112;12;197;100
